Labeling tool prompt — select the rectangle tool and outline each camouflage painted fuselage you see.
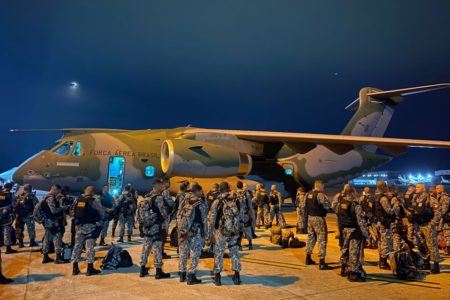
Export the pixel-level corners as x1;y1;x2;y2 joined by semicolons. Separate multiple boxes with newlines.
13;127;390;195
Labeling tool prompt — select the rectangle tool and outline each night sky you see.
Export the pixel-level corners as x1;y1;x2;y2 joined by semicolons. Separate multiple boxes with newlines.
1;1;449;173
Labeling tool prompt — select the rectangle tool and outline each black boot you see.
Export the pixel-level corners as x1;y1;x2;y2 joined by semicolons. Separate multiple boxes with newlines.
29;239;38;247
187;273;202;285
0;271;13;284
179;272;187;282
18;239;24;248
305;254;316;265
430;261;440;274
162;252;171;259
232;271;241;285
340;265;347;277
422;259;431;270
140;266;149;277
99;238;106;246
347;272;365;282
155;268;170;279
5;245;17;254
296;228;301;234
42;253;54;264
72;262;80;275
55;253;66;264
378;256;391;270
248;240;253;250
319;259;329;270
127;236;132;242
252;228;258;238
86;263;101;276
117;237;124;243
213;273;221;286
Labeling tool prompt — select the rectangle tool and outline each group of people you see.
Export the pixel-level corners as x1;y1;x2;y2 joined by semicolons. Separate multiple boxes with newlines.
295;180;450;282
0;178;449;286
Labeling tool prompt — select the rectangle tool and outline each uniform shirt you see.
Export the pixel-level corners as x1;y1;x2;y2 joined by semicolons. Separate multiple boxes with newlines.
269;190;283;208
235;189;255;219
45;192;65;216
15;191;39;213
439;192;450;223
374;191;394;217
412;192;441;226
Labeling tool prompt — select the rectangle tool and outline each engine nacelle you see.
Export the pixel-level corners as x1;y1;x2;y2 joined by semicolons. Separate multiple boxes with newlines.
161;139;252;178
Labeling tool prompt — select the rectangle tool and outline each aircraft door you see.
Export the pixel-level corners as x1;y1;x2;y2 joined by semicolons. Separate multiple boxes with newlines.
108;156;125;197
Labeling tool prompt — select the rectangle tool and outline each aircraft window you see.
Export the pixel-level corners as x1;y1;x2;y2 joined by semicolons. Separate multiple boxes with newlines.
145;166;155;177
53;141;74;155
72;141;82;156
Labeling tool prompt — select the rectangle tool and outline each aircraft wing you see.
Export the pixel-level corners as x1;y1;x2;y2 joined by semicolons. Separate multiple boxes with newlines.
182;128;450;155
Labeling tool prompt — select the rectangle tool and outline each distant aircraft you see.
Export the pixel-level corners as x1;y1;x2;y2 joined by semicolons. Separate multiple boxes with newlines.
9;83;450;196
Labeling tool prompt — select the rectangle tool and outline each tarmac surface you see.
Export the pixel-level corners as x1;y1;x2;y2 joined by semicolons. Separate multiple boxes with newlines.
1;208;449;300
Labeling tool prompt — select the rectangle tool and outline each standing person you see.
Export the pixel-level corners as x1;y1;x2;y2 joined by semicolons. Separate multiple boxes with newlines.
0;183;17;254
372;180;394;270
253;184;269;229
411;183;442;274
243;183;257;239
161;178;174;259
295;187;307;234
177;183;208;285
57;186;74;247
359;186;376;249
99;185;115;246
14;184;38;248
269;185;286;228
305;180;330;270
387;186;404;252
402;184;417;246
235;181;255;250
71;186;105;276
137;179;170;279
111;195;120;238
206;183;220;210
208;182;243;286
41;185;67;264
335;185;370;282
438;184;450;255
116;185;137;243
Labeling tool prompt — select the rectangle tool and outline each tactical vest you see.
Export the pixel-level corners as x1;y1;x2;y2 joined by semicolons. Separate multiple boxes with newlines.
0;191;12;208
256;190;268;207
337;199;357;228
403;192;415;211
15;193;36;216
74;196;99;224
305;190;327;217
411;197;434;225
269;193;278;206
360;195;373;217
373;193;392;224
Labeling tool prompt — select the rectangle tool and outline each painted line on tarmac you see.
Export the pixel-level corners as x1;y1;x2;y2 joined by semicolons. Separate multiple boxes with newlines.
241;257;306;270
367;274;440;290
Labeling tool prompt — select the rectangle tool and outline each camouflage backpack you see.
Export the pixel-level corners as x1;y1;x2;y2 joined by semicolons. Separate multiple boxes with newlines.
33;199;47;224
138;196;161;229
177;196;201;238
217;194;241;237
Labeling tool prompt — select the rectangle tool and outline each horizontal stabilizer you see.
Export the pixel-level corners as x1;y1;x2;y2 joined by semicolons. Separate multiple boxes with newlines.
367;83;450;99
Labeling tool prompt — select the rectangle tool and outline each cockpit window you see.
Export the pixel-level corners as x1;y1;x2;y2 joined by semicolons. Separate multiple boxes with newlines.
53;141;74;155
72;141;82;156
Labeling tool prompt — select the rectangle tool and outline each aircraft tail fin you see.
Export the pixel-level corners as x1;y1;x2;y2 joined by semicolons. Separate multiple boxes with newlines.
341;83;450;152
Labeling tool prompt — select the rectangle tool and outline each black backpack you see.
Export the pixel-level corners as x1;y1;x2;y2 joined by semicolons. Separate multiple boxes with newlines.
101;245;133;270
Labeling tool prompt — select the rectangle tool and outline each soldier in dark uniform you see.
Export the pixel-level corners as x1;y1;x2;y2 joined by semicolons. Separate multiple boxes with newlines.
42;185;67;264
305;180;330;270
116;185;137;243
372;181;394;270
57;186;74;247
402;184;416;245
335;185;370;282
0;183;17;254
410;183;442;274
359;186;376;249
253;184;269;229
99;184;115;246
71;186;105;276
14;184;39;248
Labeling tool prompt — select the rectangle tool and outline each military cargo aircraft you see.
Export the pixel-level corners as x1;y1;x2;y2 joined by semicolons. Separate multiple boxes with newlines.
9;83;450;196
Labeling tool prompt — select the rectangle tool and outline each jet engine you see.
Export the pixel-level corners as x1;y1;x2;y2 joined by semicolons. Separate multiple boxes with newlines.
161;139;252;178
